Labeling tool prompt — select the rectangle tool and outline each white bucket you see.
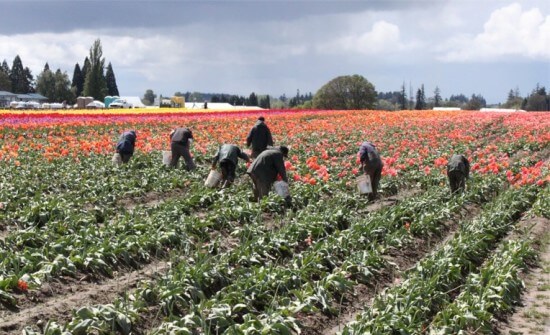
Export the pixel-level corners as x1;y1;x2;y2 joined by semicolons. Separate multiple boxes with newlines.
162;151;172;166
205;169;222;188
356;174;372;194
274;181;290;198
112;153;122;165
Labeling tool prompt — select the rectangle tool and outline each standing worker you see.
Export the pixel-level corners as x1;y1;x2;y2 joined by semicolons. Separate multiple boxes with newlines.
447;154;470;194
116;130;137;163
246;116;273;158
212;144;251;188
169;127;196;171
359;141;383;201
247;146;291;205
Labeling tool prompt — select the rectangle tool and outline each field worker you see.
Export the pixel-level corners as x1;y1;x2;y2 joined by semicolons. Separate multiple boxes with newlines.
359;141;384;201
247;146;291;205
169;127;196;171
246;116;274;158
212;144;251;188
447;154;470;194
116;130;137;163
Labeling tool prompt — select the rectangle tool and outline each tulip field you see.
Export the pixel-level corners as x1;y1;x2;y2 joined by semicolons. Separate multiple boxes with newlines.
0;108;549;334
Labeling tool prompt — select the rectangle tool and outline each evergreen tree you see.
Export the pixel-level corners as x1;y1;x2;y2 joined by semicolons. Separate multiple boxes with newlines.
71;63;84;97
83;39;107;100
9;55;27;93
247;92;258;106
415;84;426;110
24;67;35;93
433;86;442;107
0;60;10;91
81;57;91;93
105;62;119;96
399;82;407;110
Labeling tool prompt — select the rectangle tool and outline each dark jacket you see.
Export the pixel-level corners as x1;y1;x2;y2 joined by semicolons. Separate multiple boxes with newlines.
116;130;136;154
359;142;382;165
246;121;273;152
170;128;193;144
447;154;470;178
213;144;249;167
247;148;287;183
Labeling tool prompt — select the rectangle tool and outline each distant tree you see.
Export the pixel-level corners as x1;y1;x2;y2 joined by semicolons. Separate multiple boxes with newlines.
259;95;271;109
36;67;74;102
464;94;486;110
43;63;50;72
81;57;90;84
71;63;84;97
0;61;10;91
143;89;156;106
1;60;9;75
415;84;426;110
399;82;407;110
105;62;119;96
433;86;442;107
36;67;55;100
0;71;10;91
313;75;376;110
211;95;220;103
83;39;107;100
247;92;258;106
525;85;549;111
10;55;33;93
503;87;523;109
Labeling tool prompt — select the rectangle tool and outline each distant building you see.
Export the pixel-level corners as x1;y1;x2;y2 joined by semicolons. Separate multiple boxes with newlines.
433;107;461;111
0;91;17;108
480;108;526;113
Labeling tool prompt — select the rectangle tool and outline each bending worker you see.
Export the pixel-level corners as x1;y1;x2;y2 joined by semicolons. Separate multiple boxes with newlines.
447;154;470;194
212;144;251;188
246;116;273;158
359;141;383;201
169;127;196;171
116;130;137;163
247;146;291;205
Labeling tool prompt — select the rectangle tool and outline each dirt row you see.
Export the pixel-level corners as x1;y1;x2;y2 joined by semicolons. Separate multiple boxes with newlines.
298;202;482;335
0;185;416;334
497;216;550;335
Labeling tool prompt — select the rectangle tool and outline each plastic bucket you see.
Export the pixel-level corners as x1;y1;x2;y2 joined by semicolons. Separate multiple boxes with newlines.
112;153;122;165
162;150;172;166
274;181;290;198
356;175;372;194
205;169;222;188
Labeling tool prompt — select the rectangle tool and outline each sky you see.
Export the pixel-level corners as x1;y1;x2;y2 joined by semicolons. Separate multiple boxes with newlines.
0;0;549;104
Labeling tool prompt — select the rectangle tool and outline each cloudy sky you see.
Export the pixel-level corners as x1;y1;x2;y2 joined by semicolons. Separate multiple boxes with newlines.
1;0;549;104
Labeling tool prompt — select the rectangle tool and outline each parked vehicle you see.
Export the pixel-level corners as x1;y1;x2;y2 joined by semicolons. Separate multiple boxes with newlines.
109;99;133;109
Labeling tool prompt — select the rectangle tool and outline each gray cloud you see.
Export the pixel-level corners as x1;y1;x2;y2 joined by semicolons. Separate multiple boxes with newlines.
0;0;548;104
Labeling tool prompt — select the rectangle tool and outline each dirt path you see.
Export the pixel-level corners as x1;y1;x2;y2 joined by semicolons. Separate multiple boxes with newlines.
497;216;550;335
0;259;170;334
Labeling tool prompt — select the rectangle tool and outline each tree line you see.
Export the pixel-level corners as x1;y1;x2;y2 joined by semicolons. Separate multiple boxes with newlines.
0;39;119;104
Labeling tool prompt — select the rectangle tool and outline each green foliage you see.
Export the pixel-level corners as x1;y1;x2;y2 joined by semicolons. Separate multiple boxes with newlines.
83;39;108;100
312;74;377;110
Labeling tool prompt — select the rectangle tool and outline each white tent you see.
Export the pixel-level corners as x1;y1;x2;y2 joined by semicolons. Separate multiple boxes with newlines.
119;96;146;108
86;100;105;109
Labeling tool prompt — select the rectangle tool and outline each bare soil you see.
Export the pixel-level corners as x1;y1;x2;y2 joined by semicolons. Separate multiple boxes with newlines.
0;259;170;334
496;216;550;335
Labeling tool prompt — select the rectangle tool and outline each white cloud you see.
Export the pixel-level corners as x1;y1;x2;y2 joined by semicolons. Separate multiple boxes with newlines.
437;3;550;62
317;20;417;56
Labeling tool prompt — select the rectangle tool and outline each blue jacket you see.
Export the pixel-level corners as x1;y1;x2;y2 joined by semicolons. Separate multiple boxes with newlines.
116;131;136;154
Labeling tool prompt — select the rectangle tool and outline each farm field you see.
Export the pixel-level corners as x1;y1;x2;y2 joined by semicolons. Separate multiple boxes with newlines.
0;109;549;334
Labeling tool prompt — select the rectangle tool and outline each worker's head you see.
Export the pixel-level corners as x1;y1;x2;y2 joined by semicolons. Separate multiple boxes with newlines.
279;146;289;158
258;116;265;122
